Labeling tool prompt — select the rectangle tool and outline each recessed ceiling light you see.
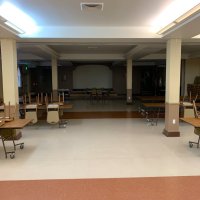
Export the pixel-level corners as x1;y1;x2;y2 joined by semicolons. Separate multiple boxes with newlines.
80;2;104;11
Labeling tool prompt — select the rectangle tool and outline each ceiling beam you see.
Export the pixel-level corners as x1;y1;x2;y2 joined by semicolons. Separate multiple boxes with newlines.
126;44;165;60
125;44;147;59
59;53;125;61
36;45;59;58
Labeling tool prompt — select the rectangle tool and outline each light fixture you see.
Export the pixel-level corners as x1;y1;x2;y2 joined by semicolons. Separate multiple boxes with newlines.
175;3;200;23
157;22;177;35
192;34;200;38
0;14;24;34
80;2;104;11
0;2;38;35
4;21;25;34
0;16;25;35
157;3;200;35
151;0;200;35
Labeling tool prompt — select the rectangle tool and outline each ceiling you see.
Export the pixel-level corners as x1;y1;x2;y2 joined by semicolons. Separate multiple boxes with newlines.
0;0;200;66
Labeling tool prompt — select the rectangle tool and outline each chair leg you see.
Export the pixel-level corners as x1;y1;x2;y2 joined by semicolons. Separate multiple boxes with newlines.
189;135;200;148
197;136;200;148
1;137;15;159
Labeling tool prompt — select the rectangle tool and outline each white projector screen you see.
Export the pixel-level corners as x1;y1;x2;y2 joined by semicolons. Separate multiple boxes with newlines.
73;65;112;89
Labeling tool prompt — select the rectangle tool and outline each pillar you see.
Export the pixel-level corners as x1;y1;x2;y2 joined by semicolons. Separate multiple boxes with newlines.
126;58;132;104
163;39;182;137
51;56;58;101
1;39;19;117
1;39;21;139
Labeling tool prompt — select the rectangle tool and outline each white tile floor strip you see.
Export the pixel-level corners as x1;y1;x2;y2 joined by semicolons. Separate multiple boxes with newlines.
0;119;199;180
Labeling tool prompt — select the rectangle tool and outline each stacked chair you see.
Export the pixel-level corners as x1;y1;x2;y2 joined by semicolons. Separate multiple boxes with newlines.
189;100;200;148
23;93;38;124
182;93;198;117
22;92;66;127
25;104;38;124
45;94;60;125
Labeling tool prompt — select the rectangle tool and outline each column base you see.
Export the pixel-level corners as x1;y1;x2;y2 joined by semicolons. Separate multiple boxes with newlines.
163;129;180;137
126;89;132;104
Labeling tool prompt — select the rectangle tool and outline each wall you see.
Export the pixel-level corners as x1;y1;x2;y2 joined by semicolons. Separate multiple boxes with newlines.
0;60;3;100
29;67;52;93
73;65;112;89
132;66;141;95
112;65;126;94
58;66;74;89
184;58;200;95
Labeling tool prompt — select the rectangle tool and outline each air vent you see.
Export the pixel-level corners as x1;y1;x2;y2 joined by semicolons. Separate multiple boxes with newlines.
80;2;104;11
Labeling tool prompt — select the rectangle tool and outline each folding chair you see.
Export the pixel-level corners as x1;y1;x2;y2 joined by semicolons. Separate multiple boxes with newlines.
47;104;60;124
25;104;38;124
182;93;198;117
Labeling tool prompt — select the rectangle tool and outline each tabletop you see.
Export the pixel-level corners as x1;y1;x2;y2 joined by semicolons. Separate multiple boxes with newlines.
0;118;32;129
180;117;200;127
142;103;165;108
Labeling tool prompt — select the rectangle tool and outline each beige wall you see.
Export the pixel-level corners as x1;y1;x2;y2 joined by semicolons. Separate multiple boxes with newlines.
185;58;200;95
0;59;3;100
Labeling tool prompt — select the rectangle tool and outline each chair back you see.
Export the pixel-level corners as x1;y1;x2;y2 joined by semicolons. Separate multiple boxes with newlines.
25;104;38;124
193;100;200;118
47;104;59;124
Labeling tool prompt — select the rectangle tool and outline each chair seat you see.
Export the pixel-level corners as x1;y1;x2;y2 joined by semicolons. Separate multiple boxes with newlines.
47;104;59;109
26;104;37;109
194;128;200;135
182;102;193;107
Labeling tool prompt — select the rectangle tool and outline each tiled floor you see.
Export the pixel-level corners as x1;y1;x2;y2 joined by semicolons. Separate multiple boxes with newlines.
1;100;199;199
0;118;199;180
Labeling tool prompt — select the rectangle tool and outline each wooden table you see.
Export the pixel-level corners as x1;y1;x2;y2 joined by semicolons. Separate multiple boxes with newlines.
137;96;165;102
0;118;32;129
0;118;32;159
142;103;165;108
180;117;200;127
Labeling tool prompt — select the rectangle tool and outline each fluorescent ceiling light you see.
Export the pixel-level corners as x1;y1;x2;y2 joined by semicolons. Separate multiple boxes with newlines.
0;2;38;35
4;21;25;34
157;22;176;35
175;3;200;23
193;34;200;38
151;0;200;34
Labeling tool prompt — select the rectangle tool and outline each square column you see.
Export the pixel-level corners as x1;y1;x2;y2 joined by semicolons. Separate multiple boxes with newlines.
163;39;181;137
1;39;18;105
1;39;21;139
126;58;132;104
51;56;58;100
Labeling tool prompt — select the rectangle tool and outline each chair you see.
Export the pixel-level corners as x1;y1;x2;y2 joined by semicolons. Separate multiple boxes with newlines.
182;93;198;117
0;103;5;118
25;104;38;124
47;104;60;124
182;100;194;118
189;101;200;148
